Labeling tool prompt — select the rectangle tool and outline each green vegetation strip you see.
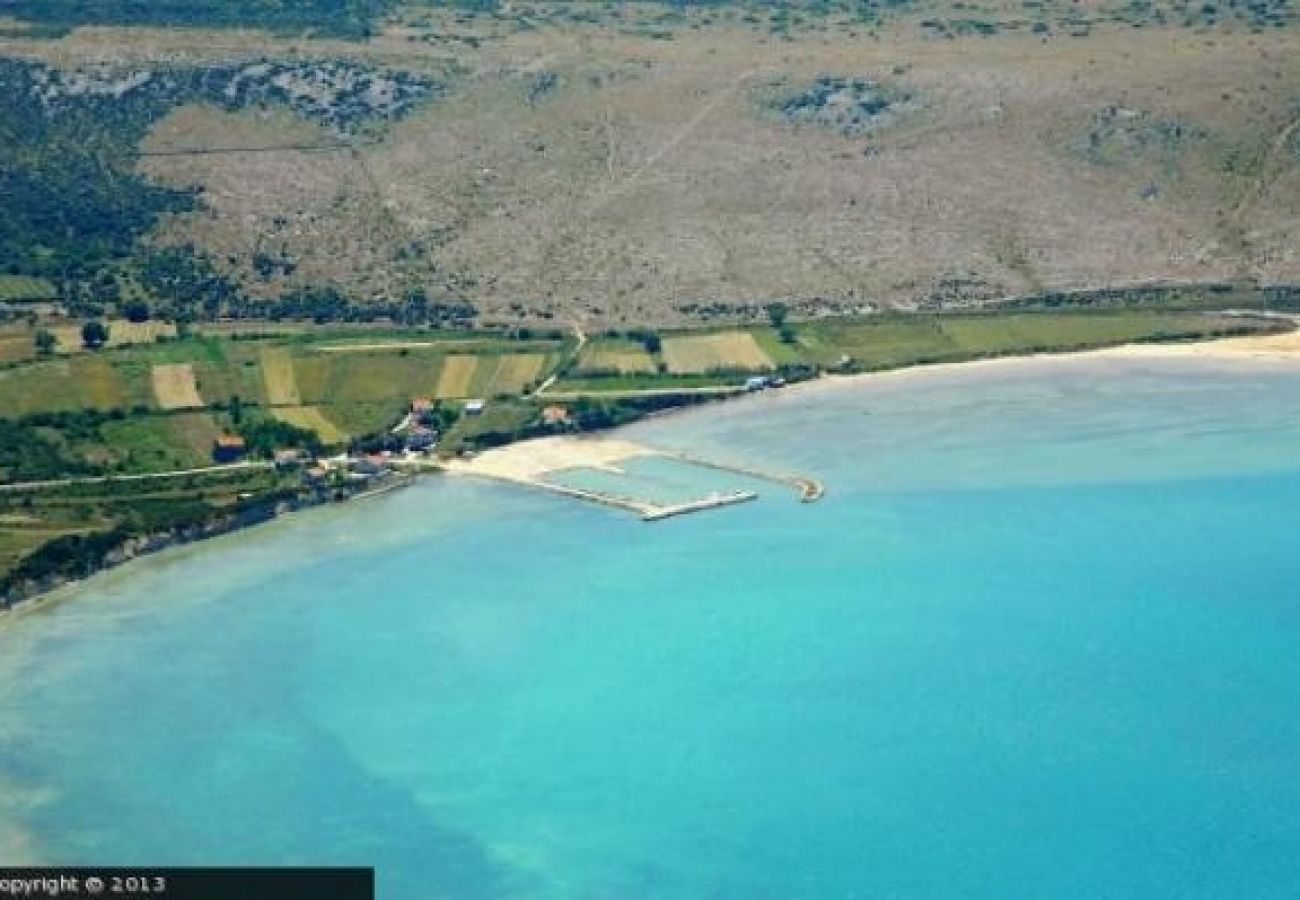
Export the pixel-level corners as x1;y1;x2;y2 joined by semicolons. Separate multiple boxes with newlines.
0;308;1286;598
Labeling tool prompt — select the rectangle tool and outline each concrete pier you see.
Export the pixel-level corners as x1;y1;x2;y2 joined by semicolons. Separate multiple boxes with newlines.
655;451;826;503
444;435;822;521
640;490;759;521
511;479;757;521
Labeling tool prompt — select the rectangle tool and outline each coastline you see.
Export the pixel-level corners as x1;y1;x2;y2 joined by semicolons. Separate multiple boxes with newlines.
447;324;1300;479
0;475;418;628
4;324;1300;623
779;326;1300;399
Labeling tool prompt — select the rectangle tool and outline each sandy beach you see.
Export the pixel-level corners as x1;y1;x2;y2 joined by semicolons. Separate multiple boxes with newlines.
785;321;1300;395
444;324;1300;479
442;436;659;481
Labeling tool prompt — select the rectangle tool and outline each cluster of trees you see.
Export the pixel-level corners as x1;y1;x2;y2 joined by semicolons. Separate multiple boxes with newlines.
2;0;395;39
133;247;481;325
59;271;124;318
0;480;300;606
0;418;99;480
1000;282;1243;311
1;56;436;320
236;418;324;458
0;60;198;283
766;302;798;343
601;328;662;354
138;246;240;322
0;528;130;603
239;284;478;326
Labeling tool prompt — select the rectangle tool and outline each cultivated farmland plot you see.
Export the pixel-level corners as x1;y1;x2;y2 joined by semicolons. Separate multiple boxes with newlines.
661;332;775;374
488;354;548;394
436;356;479;399
260;347;302;406
274;406;348;445
578;348;658;374
151;363;204;410
0;276;56;301
53;321;178;353
0;334;35;366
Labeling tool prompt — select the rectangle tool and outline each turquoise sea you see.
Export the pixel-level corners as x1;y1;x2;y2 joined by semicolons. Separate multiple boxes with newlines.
3;357;1300;898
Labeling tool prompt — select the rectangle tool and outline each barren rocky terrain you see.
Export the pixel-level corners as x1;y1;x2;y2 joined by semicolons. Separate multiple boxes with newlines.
3;1;1299;326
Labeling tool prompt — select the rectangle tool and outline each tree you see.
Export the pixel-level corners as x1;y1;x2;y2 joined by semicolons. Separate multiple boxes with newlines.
81;320;109;349
643;332;662;354
123;300;150;323
34;328;56;355
766;302;789;329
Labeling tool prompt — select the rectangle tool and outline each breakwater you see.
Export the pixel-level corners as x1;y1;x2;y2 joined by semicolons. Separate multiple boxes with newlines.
657;451;826;502
446;436;822;520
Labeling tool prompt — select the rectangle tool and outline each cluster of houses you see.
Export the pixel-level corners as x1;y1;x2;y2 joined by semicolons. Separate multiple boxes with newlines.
210;396;574;484
302;453;396;489
401;396;493;449
405;398;441;452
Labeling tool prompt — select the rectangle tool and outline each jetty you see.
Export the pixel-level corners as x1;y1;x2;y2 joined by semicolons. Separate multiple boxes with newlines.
524;481;759;521
658;451;826;502
443;436;821;521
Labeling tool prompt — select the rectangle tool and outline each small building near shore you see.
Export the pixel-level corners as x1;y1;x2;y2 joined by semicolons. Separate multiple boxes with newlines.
411;397;435;425
541;405;571;426
463;399;486;416
213;434;247;463
349;455;388;476
303;465;330;485
407;426;438;451
744;376;770;392
274;449;307;470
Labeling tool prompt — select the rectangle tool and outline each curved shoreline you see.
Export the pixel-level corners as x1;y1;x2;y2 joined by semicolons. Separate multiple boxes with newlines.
0;476;416;628
4;326;1300;624
780;326;1300;398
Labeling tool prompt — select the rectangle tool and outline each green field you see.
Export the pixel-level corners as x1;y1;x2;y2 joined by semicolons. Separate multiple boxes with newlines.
0;326;573;475
0;467;292;602
0;275;57;301
794;312;1259;371
561;312;1273;394
0;313;1279;465
553;372;743;393
0;307;1290;601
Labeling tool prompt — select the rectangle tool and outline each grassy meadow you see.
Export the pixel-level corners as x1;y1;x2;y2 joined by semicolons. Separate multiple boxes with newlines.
557;310;1271;392
0;327;572;474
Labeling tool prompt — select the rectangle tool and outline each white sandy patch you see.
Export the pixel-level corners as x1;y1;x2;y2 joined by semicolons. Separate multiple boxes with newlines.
444;436;658;481
1096;325;1300;361
771;322;1300;401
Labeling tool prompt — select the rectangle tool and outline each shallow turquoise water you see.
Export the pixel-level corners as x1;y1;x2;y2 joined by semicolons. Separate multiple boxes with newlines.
4;357;1300;898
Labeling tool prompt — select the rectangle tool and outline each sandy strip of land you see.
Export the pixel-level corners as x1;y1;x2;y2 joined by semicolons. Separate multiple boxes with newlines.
443;436;659;481
450;326;1300;480
1098;326;1300;360
774;323;1300;400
